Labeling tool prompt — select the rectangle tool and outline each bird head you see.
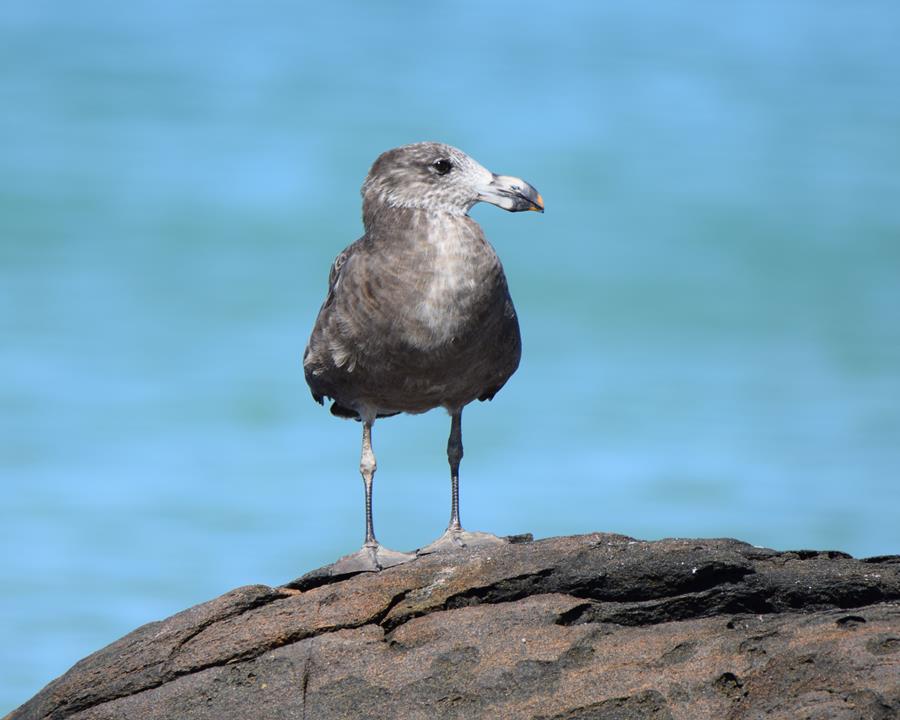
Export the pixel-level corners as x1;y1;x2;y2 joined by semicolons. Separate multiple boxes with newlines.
361;142;543;219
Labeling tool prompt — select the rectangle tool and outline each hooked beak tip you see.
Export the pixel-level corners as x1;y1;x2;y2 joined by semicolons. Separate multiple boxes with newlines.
479;174;544;214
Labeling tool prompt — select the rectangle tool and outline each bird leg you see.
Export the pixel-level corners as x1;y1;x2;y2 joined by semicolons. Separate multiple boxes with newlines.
447;409;463;532
328;420;416;575
418;408;506;555
361;420;377;546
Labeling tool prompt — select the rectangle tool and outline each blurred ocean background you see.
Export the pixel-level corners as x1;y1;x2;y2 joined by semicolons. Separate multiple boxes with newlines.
2;0;899;711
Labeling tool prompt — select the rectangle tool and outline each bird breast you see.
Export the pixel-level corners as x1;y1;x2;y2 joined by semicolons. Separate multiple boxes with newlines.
404;214;501;348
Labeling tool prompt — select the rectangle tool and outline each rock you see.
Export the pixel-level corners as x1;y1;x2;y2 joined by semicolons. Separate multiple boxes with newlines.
7;533;900;720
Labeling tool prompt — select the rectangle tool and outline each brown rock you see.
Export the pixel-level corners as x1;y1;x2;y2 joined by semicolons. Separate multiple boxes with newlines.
7;534;900;719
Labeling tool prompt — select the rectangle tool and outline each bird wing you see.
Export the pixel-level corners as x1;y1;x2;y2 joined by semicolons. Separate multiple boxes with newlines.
323;242;356;309
303;238;365;404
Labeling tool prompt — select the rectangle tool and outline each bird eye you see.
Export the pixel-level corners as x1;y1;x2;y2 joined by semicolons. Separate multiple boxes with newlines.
433;158;453;175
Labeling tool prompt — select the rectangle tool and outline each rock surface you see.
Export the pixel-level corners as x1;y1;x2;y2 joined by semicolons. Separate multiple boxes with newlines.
8;533;900;720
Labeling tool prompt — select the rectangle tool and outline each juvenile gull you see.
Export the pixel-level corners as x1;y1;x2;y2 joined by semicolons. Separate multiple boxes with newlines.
304;142;543;572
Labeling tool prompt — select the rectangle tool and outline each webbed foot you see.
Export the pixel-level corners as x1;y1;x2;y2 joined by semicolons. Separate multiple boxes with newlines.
330;543;417;574
417;528;507;556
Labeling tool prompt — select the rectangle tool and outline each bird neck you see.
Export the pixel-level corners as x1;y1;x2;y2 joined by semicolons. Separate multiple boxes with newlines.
362;203;476;239
362;188;473;227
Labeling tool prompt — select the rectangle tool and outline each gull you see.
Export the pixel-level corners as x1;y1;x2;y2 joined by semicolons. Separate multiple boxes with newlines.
303;142;543;572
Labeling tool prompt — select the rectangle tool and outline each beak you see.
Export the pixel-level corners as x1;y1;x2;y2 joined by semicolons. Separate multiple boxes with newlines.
477;173;544;213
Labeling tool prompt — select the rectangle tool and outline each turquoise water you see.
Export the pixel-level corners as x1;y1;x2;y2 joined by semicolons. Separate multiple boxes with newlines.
3;1;899;711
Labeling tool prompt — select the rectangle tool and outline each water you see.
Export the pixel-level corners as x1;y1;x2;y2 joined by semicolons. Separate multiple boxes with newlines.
2;0;899;711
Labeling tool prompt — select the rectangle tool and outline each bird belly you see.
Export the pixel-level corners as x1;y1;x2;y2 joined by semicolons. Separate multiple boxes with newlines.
381;295;520;413
410;269;478;347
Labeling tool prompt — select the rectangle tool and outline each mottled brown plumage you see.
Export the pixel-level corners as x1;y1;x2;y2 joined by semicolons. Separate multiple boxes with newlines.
304;207;521;417
304;142;542;572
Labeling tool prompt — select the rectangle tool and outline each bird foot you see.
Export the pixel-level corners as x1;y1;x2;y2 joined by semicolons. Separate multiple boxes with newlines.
417;528;507;556
329;543;417;575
